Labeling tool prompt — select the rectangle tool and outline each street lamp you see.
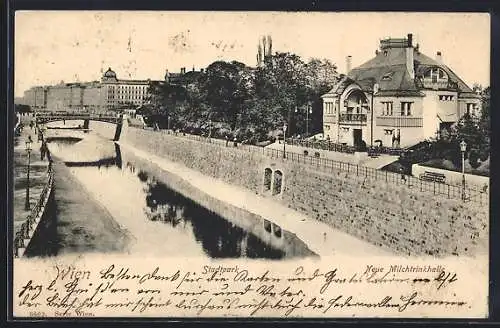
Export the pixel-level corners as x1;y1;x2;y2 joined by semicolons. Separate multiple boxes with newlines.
294;103;313;137
460;140;467;201
283;123;287;159
306;102;313;137
24;139;32;211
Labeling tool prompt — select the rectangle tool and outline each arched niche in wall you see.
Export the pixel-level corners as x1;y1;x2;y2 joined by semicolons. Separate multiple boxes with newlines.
272;170;283;195
264;167;273;191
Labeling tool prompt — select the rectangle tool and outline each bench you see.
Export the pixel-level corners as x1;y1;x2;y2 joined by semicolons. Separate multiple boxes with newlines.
419;171;446;183
367;148;380;158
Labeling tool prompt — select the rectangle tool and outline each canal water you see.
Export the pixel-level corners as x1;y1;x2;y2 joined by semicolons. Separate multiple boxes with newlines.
44;132;315;259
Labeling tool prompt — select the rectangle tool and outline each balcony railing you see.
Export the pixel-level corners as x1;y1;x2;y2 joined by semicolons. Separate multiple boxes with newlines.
376;116;423;127
417;78;459;90
339;113;367;123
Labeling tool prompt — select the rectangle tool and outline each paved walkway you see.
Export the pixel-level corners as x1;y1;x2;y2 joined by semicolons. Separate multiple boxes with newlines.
265;141;399;169
119;140;392;257
13;118;50;233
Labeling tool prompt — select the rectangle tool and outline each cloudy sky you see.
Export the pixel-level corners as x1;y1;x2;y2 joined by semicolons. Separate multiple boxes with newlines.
14;11;490;97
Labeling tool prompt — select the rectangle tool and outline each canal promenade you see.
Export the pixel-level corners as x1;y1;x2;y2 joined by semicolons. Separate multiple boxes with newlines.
118;140;392;257
13;117;50;233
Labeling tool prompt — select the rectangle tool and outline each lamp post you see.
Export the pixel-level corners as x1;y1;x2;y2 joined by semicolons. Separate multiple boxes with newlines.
283;123;287;159
460;140;467;201
306;102;312;137
24;139;32;211
294;102;313;137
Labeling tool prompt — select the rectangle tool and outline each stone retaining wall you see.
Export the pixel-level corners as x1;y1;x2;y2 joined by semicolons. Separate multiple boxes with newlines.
123;126;489;257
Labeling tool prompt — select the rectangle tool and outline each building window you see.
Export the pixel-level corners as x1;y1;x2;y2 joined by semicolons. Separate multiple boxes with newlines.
381;101;393;116
400;102;413;116
325;102;335;114
466;103;476;116
381;72;394;81
384;129;393;135
324;125;331;131
439;95;454;101
425;67;448;83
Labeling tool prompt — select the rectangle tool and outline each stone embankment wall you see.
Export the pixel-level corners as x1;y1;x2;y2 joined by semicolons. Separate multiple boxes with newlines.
122;126;489;257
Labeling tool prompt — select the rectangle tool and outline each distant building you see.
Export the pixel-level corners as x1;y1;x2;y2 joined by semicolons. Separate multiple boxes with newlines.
100;68;151;110
321;33;481;149
164;66;203;87
17;67;205;113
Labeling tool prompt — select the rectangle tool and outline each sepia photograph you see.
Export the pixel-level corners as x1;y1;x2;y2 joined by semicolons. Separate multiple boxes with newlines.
11;11;490;318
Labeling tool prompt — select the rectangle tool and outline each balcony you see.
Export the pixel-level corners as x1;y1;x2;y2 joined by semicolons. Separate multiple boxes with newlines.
339;113;367;124
376;116;423;127
416;78;459;91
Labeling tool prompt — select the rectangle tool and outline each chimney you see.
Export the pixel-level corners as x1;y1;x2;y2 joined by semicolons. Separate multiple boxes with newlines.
405;34;415;79
407;33;413;47
181;67;186;74
346;55;352;74
436;51;443;63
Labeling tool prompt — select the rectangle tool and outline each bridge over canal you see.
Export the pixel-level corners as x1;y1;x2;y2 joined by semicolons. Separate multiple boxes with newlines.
35;112;124;141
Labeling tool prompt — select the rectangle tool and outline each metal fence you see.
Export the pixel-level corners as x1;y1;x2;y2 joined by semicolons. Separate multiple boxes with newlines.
158;129;488;205
13;158;55;257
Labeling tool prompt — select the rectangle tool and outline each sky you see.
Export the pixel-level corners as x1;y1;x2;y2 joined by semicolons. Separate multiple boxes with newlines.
14;11;490;97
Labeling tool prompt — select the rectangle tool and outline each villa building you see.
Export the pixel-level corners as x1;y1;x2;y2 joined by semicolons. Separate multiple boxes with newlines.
321;33;481;149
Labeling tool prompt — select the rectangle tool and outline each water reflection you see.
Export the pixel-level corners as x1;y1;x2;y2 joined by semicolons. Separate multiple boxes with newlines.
133;165;285;259
46;136;314;259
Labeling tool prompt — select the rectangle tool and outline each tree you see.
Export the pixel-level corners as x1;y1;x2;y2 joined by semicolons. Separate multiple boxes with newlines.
198;60;253;130
302;58;339;135
254;52;309;135
446;90;490;168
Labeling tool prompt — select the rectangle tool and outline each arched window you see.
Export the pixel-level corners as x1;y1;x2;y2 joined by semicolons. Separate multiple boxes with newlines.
423;67;449;84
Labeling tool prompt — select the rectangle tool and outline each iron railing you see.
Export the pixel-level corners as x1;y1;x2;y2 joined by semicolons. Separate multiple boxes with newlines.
13;155;55;257
339;113;367;123
154;129;488;205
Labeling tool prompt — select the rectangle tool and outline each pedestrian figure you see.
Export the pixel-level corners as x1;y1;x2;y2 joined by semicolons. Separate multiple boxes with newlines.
40;142;46;160
400;167;407;183
233;137;237;147
225;135;229;147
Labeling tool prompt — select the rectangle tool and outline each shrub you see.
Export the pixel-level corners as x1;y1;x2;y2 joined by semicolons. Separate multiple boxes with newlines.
469;149;481;169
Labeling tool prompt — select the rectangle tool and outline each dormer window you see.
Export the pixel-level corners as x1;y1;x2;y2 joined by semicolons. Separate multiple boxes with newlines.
423;67;448;83
421;67;450;89
381;72;394;81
